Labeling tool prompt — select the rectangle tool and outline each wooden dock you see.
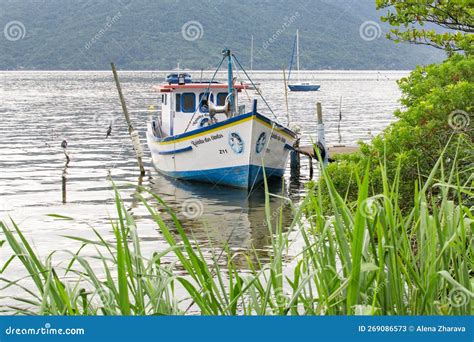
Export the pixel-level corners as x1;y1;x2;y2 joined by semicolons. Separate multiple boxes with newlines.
291;143;360;179
296;145;360;158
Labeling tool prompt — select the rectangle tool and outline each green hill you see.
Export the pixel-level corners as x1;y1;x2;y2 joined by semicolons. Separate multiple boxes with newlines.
0;0;445;70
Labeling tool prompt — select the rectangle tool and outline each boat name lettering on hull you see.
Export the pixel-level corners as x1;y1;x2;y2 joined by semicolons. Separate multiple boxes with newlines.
191;133;224;147
271;133;286;144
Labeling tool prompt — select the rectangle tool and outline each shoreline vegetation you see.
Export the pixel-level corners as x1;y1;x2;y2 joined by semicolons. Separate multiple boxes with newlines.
1;146;472;315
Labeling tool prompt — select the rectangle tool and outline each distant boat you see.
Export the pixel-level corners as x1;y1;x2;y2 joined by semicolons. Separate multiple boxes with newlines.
146;48;297;189
288;29;320;92
288;83;320;92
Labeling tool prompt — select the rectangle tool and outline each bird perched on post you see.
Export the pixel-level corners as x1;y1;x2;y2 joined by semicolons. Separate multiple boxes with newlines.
61;139;70;164
106;123;112;138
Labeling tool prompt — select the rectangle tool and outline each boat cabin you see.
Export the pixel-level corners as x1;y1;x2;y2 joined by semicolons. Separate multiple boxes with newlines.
153;73;250;137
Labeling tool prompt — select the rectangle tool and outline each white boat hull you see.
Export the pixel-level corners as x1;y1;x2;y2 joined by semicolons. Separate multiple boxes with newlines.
147;112;297;189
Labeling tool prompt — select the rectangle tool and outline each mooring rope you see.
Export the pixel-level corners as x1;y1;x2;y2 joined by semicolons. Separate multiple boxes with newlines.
184;55;226;133
231;54;282;125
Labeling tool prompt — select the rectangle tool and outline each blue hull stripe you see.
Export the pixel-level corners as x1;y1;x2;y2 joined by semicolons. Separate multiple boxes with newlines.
254;113;297;138
157;164;284;189
159;112;253;143
157;146;193;155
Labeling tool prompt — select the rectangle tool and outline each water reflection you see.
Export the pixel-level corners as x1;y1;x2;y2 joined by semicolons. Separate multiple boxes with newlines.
146;173;295;263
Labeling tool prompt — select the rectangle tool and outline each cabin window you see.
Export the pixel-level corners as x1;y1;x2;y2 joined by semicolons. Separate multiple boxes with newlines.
163;94;167;105
216;92;228;106
181;93;196;113
175;94;181;111
199;93;214;113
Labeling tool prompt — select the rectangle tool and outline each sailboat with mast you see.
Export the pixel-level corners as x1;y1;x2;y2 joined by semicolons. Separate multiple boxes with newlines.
288;29;320;92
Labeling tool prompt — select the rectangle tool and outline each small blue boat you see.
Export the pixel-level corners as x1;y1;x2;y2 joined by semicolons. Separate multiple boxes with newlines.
288;29;320;92
288;83;320;92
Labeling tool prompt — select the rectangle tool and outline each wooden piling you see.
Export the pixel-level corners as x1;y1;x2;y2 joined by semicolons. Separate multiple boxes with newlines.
111;62;145;176
316;102;323;125
62;167;67;204
290;138;301;177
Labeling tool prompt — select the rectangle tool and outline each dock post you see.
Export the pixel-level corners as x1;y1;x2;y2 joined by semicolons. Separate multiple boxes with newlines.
309;157;313;179
290;138;300;177
111;62;146;176
316;102;328;165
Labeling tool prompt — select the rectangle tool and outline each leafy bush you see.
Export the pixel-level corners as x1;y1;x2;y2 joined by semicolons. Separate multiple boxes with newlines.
319;54;473;210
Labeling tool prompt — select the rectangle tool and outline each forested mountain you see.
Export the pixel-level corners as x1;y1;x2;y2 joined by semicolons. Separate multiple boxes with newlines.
0;0;445;70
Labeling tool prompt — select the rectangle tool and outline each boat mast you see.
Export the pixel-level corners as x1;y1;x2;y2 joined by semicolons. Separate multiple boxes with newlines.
223;48;235;115
296;29;300;82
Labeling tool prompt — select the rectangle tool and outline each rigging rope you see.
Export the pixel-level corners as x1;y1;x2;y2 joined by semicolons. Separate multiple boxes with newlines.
231;54;282;125
184;55;226;133
232;61;253;104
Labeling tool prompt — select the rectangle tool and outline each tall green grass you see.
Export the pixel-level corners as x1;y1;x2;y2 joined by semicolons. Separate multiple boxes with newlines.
0;190;179;315
0;150;472;315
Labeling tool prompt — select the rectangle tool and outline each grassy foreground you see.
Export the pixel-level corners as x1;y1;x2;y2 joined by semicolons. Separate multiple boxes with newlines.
0;151;472;315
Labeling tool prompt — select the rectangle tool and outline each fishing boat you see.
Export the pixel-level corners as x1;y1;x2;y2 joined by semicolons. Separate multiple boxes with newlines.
146;48;298;189
288;29;320;92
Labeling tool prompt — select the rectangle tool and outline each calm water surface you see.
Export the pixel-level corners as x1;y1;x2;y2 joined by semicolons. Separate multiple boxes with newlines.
0;70;406;279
